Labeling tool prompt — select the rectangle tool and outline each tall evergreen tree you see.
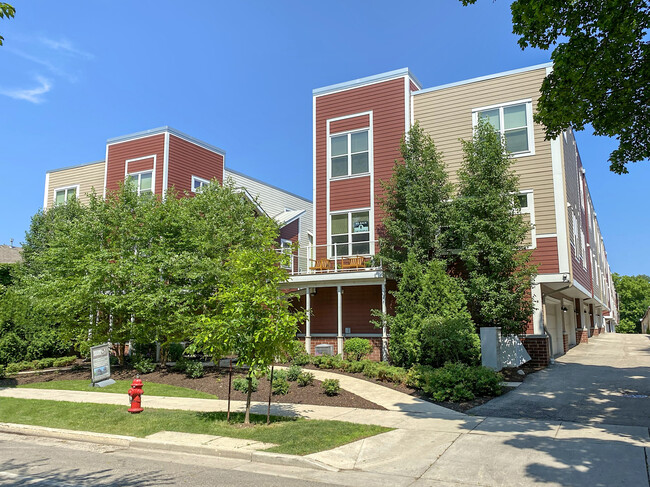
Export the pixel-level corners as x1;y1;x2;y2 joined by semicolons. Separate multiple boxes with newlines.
451;118;537;335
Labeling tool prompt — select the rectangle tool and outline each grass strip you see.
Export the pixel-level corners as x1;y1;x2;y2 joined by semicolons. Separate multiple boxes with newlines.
18;380;218;399
0;397;390;455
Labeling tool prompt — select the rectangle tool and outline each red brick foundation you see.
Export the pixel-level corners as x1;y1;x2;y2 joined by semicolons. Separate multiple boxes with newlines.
298;336;384;361
563;333;569;353
593;327;601;336
520;335;550;367
576;329;589;344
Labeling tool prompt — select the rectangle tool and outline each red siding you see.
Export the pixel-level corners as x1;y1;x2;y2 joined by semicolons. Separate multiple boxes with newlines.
310;287;338;333
106;134;165;194
279;219;299;243
167;134;223;194
330;114;370;134
410;81;419;92
329;176;371;212
127;157;154;173
315;77;407;255
531;237;560;274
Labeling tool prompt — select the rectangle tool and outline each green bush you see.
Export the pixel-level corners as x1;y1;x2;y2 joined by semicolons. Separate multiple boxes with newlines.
420;362;502;402
322;378;341;396
0;365;5;379
271;369;288;382
362;361;381;379
53;356;77;368
133;357;156;374
286;365;302;381
184;361;204;379
25;331;71;362
172;357;188;373
342;359;369;374
272;377;290;395
0;332;27;365
233;376;258;393
296;371;314;387
376;364;407;383
39;358;56;369
167;343;185;362
5;363;21;374
292;352;311;366
419;315;481;368
405;364;436;389
312;354;343;370
344;338;373;361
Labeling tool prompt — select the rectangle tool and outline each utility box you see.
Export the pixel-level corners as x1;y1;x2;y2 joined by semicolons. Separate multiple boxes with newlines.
314;344;334;356
480;327;530;371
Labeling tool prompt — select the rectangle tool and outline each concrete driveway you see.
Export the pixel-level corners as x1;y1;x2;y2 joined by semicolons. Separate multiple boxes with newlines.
470;334;650;427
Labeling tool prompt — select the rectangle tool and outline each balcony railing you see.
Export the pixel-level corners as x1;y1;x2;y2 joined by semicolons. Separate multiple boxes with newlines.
278;240;382;276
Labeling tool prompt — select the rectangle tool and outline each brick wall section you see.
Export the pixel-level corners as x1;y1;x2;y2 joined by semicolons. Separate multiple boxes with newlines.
520;336;550;367
593;327;600;337
576;329;589;344
563;333;569;353
298;336;384;361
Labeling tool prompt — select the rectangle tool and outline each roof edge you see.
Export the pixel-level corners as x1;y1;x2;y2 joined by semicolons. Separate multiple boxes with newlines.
46;160;105;174
313;68;420;96
224;167;312;204
106;126;226;156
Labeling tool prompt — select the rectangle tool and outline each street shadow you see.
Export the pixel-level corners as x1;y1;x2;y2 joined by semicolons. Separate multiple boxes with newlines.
0;457;174;486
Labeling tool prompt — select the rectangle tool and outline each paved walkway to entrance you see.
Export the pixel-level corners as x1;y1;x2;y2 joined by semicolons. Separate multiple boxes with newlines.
471;333;650;427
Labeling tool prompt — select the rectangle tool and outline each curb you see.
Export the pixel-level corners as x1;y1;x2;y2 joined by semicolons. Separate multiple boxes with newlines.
0;422;338;472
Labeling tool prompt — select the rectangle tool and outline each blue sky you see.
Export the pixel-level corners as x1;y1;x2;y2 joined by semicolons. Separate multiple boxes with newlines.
0;1;647;276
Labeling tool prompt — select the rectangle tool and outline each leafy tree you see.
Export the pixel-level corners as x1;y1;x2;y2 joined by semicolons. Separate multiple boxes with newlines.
193;247;302;424
612;273;650;333
378;122;453;277
461;0;650;174
451;118;537;335
0;3;15;46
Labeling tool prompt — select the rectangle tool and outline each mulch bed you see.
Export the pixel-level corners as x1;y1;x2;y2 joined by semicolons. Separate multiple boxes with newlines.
0;366;385;411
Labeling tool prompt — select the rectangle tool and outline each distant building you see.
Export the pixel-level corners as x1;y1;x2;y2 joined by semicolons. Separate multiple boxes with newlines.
0;244;22;264
641;307;650;334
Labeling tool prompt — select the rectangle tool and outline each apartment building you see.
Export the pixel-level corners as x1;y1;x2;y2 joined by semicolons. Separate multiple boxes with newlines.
42;127;313;260
280;64;618;365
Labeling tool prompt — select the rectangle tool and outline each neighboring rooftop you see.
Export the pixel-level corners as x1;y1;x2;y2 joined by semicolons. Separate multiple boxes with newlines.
0;245;22;264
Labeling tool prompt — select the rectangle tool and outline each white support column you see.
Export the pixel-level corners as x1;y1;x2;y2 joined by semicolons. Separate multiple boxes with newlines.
337;285;344;355
381;281;388;362
532;283;544;335
305;287;312;354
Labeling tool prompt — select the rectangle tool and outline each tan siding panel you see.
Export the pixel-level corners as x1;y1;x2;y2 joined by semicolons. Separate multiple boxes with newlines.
46;161;105;208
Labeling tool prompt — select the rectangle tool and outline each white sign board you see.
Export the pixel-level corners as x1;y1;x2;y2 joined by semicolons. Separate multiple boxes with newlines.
90;343;111;383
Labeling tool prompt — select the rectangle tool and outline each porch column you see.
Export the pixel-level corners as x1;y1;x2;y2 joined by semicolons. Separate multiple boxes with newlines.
337;285;344;355
532;283;544;335
381;281;388;362
305;287;311;354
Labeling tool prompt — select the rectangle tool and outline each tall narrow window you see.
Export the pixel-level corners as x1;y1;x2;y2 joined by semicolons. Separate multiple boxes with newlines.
474;101;534;155
330;130;369;178
127;171;153;195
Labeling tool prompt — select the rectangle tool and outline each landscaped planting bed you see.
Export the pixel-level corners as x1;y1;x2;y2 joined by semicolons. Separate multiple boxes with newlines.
0;366;384;410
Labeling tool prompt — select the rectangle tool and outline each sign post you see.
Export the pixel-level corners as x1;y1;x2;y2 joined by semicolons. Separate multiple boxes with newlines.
90;343;116;387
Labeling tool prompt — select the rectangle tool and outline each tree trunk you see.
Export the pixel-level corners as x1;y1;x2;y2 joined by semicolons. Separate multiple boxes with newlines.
244;375;252;424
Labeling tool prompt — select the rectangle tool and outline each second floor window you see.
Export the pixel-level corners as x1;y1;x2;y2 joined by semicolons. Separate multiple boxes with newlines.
54;186;77;205
475;102;533;155
330;210;370;257
127;171;153;195
330;130;369;178
191;176;210;192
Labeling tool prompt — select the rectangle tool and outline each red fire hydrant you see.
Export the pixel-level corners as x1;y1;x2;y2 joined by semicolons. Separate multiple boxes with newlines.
128;378;144;414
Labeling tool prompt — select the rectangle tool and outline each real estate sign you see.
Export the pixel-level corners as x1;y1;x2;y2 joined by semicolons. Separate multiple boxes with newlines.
90;343;111;384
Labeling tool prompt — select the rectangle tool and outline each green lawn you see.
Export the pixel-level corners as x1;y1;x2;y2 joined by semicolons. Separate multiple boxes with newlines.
0;397;390;455
18;380;217;399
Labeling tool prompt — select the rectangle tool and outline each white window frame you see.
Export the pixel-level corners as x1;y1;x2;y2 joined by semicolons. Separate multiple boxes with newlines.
516;189;536;249
53;184;80;206
280;238;293;270
328;128;371;179
126;170;154;196
327;207;373;258
125;155;156;196
472;99;535;157
191;175;210;193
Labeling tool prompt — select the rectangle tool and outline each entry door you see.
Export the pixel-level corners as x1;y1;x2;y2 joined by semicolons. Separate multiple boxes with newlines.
546;304;563;356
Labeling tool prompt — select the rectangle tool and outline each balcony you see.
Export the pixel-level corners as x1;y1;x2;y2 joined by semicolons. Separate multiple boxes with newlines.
279;240;382;277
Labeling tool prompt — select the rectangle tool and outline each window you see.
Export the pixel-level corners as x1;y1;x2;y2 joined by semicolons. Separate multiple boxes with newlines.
330;130;369;178
127;171;153;195
54;186;78;205
191;176;210;192
280;239;293;269
516;191;535;249
474;101;534;155
330;210;370;257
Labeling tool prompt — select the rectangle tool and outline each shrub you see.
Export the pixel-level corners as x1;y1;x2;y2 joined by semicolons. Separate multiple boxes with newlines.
39;358;56;369
233;376;259;393
167;343;185;362
5;363;21;374
172;358;189;373
133;357;156;374
296;371;314;387
342;359;368;374
0;365;5;379
405;364;436;389
322;378;341;396
25;331;71;361
184;361;204;379
419;315;481;367
344;338;373;361
286;364;302;381
420;362;502;402
362;361;381;379
272;377;290;395
0;332;27;365
271;369;288;382
376;364;407;383
292;352;311;366
313;354;343;370
53;356;77;368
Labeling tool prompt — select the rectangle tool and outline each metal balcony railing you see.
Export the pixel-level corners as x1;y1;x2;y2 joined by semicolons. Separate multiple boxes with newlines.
278;240;382;276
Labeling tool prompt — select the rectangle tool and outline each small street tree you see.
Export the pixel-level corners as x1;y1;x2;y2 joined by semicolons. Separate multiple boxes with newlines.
451;118;537;335
193;247;302;424
612;273;650;333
